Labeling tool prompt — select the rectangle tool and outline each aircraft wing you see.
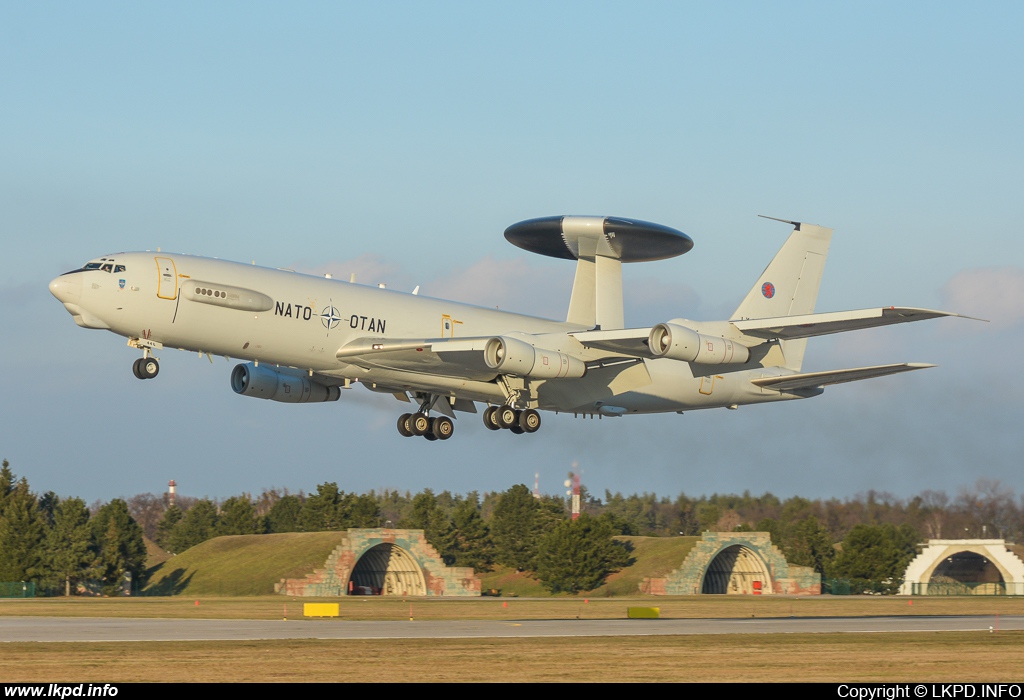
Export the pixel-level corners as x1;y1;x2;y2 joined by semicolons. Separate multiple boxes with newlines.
336;336;498;380
569;328;655;358
732;307;969;340
751;362;935;391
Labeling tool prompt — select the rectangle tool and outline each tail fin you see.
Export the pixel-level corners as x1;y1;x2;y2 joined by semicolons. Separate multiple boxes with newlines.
732;218;833;371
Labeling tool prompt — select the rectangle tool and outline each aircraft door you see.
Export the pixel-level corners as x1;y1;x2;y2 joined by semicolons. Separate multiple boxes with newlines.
156;257;178;300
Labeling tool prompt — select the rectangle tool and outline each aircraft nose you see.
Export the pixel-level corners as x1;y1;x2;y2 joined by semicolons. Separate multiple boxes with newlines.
49;274;82;304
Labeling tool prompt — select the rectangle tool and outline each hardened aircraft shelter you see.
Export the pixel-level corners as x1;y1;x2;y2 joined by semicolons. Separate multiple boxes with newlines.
276;529;481;597
900;540;1024;595
641;532;820;595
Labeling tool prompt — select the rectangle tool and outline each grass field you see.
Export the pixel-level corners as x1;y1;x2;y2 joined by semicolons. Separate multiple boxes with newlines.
3;596;1023;682
143;532;351;596
3;632;1023;682
477;536;702;597
3;594;1023;620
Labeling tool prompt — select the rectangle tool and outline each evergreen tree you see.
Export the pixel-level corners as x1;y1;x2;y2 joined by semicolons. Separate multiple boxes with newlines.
831;523;918;594
44;497;96;596
155;505;183;551
0;460;14;511
216;496;262;536
266;494;303;533
90;499;146;595
399;490;456;562
451;493;494;572
425;507;457;564
400;490;437;530
0;478;46;582
298;483;346;531
348;494;382;528
167;499;219;552
491;484;551;571
534;513;631;594
783;515;836;576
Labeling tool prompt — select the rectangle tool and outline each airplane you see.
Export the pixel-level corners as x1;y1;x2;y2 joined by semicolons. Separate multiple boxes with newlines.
48;215;968;441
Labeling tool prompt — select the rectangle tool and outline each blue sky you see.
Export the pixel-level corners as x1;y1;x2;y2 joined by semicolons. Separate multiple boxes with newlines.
2;2;1022;504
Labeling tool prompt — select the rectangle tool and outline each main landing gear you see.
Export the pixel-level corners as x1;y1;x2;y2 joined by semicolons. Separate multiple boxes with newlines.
482;406;541;435
397;412;454;441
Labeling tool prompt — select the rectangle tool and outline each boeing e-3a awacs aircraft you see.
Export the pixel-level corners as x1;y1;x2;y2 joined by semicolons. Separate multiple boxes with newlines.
49;215;966;441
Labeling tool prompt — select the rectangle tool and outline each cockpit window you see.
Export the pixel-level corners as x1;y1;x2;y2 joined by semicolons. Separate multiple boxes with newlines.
61;260;127;276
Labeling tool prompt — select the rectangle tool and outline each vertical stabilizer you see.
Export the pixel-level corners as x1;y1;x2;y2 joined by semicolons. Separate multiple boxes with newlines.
732;220;833;370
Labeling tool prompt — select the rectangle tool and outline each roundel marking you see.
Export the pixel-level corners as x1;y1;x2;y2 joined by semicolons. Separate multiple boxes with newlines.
321;305;342;329
762;282;776;299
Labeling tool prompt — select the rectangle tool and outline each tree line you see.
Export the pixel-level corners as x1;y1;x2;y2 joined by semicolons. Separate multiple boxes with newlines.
3;453;1021;596
0;461;145;596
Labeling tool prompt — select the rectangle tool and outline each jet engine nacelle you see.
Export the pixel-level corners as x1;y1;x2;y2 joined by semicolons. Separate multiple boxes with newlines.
230;363;341;403
649;322;750;365
483;336;587;379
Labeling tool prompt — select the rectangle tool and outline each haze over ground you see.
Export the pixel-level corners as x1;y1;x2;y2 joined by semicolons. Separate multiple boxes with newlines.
1;3;1021;503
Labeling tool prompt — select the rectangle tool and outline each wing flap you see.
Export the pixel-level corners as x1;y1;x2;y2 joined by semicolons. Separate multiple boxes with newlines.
335;336;497;380
732;307;965;340
752;362;936;391
570;327;655;358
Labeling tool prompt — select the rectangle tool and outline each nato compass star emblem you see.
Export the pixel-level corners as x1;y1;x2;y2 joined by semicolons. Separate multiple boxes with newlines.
321;304;342;332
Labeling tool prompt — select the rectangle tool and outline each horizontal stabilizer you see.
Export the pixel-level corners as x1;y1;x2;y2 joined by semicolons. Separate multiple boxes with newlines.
732;307;968;340
751;362;935;392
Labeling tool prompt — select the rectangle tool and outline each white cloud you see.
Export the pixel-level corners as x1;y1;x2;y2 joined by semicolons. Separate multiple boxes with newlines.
941;266;1024;328
298;254;408;289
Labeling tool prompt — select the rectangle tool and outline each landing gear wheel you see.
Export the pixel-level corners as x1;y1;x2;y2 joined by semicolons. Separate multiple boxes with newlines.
519;409;541;433
397;413;414;437
497;405;518;429
432;416;454;440
482;406;501;431
423;418;438;441
135;357;159;379
509;424;525;435
410;412;430;436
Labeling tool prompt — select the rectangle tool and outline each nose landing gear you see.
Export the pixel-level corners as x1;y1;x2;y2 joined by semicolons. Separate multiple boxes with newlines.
132;357;160;379
128;337;163;380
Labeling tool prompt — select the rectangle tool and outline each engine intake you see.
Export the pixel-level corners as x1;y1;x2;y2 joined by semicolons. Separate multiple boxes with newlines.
230;363;341;403
649;322;750;365
483;336;587;379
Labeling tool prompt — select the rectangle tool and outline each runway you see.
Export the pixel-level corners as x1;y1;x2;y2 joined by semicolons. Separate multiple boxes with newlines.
1;615;1019;643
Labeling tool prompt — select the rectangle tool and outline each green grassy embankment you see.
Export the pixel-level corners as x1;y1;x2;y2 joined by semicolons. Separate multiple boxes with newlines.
143;531;350;596
145;532;699;598
473;535;701;597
